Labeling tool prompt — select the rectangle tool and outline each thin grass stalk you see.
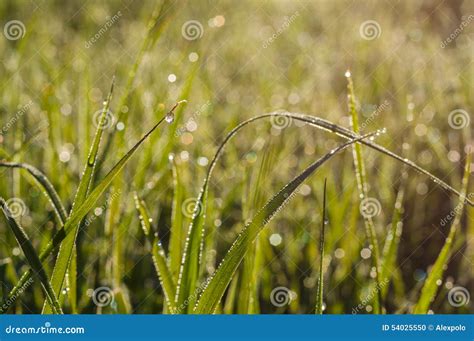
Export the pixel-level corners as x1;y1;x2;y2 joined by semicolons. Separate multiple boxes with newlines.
346;72;382;313
315;179;327;314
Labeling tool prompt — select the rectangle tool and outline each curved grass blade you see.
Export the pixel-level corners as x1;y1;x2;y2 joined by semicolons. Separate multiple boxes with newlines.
0;105;178;313
177;111;471;312
0;162;67;223
0;199;63;314
43;79;115;314
413;152;471;313
134;193;176;312
315;179;327;314
194;131;381;314
346;72;382;313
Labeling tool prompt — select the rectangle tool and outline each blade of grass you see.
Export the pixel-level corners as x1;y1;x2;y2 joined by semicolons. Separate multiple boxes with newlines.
0;162;67;223
169;154;184;283
134;193;176;312
0;199;63;314
380;168;407;299
99;0;176;167
43;79;115;313
195;131;382;314
176;111;471;312
0;103;181;313
413;151;471;313
315;178;327;314
346;71;382;313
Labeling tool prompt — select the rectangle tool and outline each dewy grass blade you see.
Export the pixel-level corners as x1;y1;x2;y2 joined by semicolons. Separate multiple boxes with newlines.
176;111;471;313
315;179;327;314
169;154;184;282
0;199;63;314
413;151;471;313
99;0;176;166
43;78;115;314
195;131;383;314
0;162;67;223
0;103;182;313
134;193;177;312
346;71;382;313
380;168;407;299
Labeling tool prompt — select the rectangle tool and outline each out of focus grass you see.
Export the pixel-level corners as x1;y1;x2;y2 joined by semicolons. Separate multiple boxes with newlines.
0;0;472;314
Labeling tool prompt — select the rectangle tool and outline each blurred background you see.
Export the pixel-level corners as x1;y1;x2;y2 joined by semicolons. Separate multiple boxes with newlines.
0;0;472;314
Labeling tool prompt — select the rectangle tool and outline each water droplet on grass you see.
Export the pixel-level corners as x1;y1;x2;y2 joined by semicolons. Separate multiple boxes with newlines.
165;113;174;123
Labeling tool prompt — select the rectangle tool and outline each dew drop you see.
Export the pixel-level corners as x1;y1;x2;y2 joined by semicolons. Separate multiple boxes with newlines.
165;113;175;123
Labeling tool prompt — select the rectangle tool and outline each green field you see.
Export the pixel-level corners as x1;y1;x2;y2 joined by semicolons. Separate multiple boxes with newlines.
0;0;472;314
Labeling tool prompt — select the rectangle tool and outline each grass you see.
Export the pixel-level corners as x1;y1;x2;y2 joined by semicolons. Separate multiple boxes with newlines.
0;0;472;315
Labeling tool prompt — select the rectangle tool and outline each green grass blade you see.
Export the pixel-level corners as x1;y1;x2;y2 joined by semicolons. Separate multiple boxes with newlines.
0;162;67;223
0;105;179;313
176;109;469;312
134;193;176;312
380;169;407;299
99;0;176;165
346;72;382;313
195;131;381;314
413;152;471;313
169;154;184;282
43;79;115;313
0;199;63;314
315;179;327;314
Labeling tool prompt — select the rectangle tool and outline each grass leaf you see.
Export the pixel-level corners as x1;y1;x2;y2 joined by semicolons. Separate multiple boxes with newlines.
169;154;184;282
0;162;67;223
346;72;382;313
315;179;327;314
380;168;407;299
43;79;115;313
0;199;63;314
195;131;380;314
413;152;471;313
134;193;176;312
0;104;180;313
